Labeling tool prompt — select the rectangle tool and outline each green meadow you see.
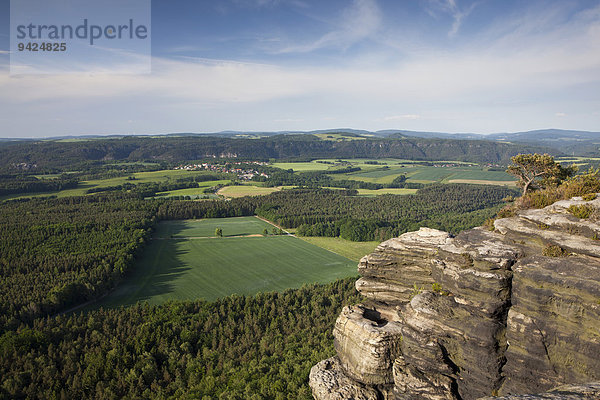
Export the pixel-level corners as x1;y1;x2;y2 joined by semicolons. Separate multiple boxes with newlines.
271;159;515;186
217;185;283;198
90;217;357;307
298;236;379;262
0;170;230;201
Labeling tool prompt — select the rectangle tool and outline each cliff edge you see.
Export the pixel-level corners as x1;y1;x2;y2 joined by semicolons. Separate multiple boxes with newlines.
309;195;600;400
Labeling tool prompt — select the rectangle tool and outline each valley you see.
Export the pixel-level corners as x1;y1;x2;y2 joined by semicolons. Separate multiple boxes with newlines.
90;217;357;308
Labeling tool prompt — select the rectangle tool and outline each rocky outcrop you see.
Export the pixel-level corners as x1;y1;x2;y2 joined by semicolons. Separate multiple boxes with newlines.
310;196;600;400
478;383;600;399
309;358;382;400
333;305;403;385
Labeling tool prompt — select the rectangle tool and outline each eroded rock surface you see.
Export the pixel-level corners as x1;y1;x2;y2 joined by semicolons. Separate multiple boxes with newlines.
478;383;600;399
333;305;403;385
309;357;382;400
309;196;600;400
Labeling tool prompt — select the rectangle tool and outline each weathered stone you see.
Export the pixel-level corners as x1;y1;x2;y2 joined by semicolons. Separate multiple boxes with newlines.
401;291;505;400
478;382;600;399
333;305;403;385
309;357;381;400
433;229;516;317
517;208;600;240
393;356;458;400
357;228;451;305
311;196;600;400
494;216;600;257
501;256;600;395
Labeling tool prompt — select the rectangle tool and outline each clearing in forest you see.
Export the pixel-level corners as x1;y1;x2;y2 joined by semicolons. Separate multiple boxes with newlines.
91;216;357;307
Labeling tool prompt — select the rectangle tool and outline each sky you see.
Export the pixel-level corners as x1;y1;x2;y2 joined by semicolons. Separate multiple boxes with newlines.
0;0;599;138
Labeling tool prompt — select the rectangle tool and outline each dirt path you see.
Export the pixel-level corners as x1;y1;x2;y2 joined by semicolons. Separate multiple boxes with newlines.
155;233;266;240
254;215;294;236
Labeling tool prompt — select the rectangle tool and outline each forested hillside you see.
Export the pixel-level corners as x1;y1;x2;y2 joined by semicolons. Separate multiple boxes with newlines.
0;135;556;172
159;185;517;241
0;194;159;331
0;184;515;331
0;279;360;400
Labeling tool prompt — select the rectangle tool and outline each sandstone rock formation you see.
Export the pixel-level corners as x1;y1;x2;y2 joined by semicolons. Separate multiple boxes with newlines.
310;196;600;400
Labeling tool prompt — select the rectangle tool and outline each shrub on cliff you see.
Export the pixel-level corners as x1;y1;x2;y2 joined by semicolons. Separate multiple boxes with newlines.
496;168;600;217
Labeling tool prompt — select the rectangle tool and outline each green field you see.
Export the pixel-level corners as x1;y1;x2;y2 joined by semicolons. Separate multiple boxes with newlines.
312;133;368;141
154;217;275;238
333;165;514;185
0;170;231;201
91;217;357;307
299;236;379;262
154;180;229;199
271;158;477;172
270;159;515;186
217;185;283;198
270;162;333;172
356;188;418;196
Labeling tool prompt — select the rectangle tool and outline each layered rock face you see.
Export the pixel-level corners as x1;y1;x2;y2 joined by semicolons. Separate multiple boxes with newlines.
310;196;600;400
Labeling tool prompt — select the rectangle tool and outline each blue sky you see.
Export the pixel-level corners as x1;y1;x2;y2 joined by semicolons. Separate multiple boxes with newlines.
0;0;599;138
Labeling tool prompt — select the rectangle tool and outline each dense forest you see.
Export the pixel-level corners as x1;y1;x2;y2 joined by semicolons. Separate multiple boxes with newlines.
0;175;79;196
256;168;423;190
158;185;517;240
0;134;556;172
0;184;514;331
0;135;527;399
0;279;360;400
0;194;160;331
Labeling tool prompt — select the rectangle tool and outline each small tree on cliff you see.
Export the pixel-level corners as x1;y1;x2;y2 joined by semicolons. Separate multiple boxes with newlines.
507;153;576;195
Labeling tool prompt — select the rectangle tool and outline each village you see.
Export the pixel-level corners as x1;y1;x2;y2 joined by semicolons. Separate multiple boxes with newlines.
173;161;270;180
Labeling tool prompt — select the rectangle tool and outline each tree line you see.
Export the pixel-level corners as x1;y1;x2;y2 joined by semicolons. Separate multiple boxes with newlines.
254;168;424;190
0;175;78;196
0;183;516;331
0;279;360;399
0;194;160;331
0;135;556;172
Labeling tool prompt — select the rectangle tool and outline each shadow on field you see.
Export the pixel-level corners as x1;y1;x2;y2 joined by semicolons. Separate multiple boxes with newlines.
129;244;190;304
89;222;192;309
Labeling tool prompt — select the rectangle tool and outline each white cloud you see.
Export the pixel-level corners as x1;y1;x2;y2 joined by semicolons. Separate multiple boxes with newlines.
556;112;567;117
384;114;421;121
1;25;598;106
1;2;599;135
273;118;304;122
276;0;382;53
422;0;477;36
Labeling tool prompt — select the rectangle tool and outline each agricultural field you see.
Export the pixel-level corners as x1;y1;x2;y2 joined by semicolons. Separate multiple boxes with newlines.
334;165;514;185
154;217;276;238
271;158;515;187
556;156;600;169
154;180;229;199
356;188;419;196
299;236;379;262
217;185;283;198
312;132;368;141
270;161;333;172
0;170;231;201
90;217;357;307
271;158;476;172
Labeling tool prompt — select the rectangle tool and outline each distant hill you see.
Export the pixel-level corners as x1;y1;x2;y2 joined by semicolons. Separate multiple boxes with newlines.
0;134;557;172
3;128;597;156
373;130;481;140
383;129;599;155
2;128;595;171
486;129;600;155
187;128;599;155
